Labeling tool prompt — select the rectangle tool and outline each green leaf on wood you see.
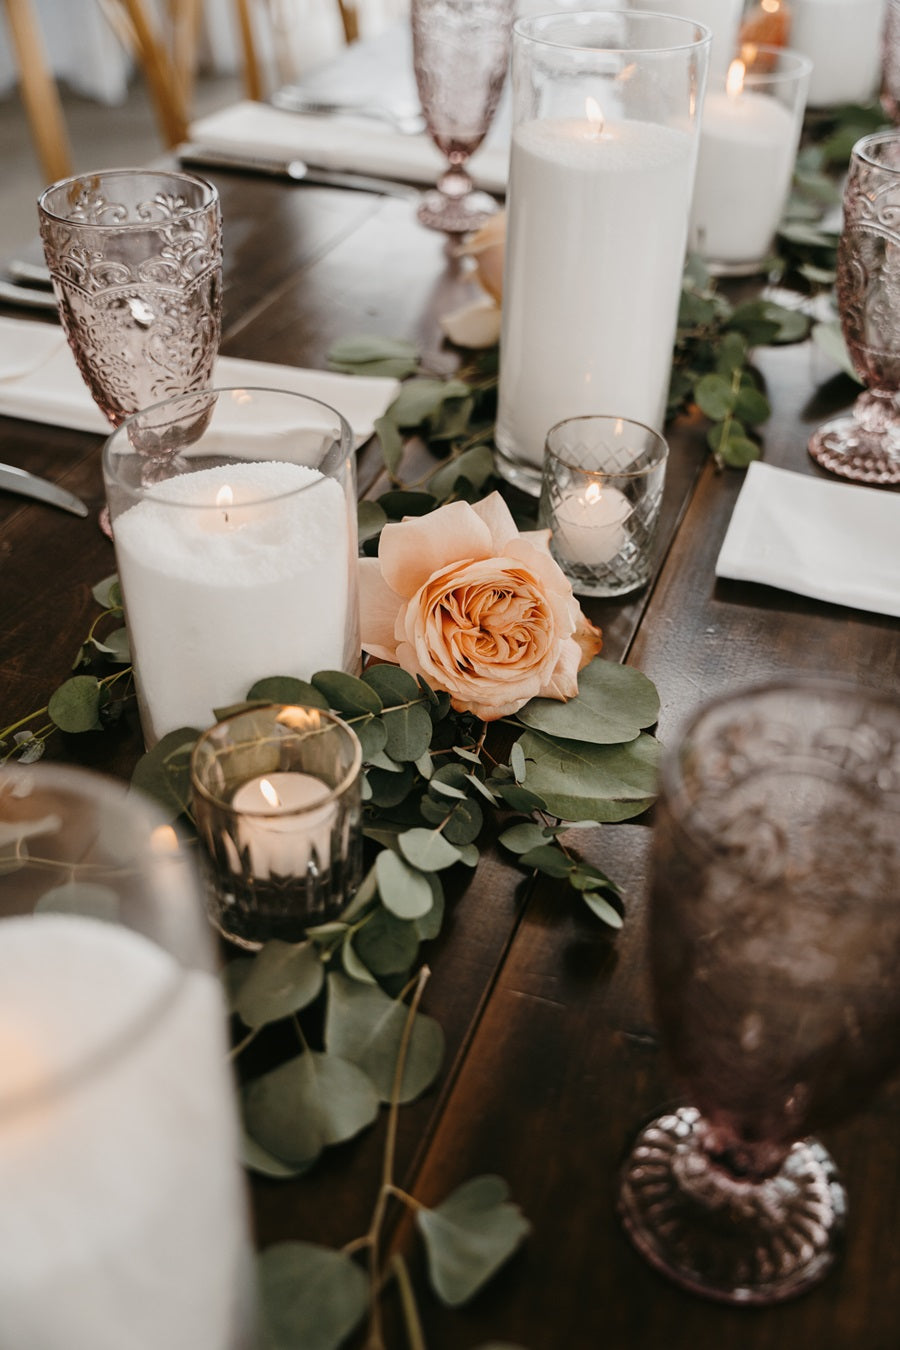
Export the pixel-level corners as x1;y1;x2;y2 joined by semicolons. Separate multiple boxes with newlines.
257;1242;368;1350
325;972;444;1103
417;1175;531;1307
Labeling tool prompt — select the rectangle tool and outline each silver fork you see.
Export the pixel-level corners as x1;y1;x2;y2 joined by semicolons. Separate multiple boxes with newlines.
272;89;426;135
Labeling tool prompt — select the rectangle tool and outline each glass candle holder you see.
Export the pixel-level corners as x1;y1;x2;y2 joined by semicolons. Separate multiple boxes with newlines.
494;10;710;495
688;45;811;276
103;387;360;747
882;0;900;123
0;762;254;1349
191;703;363;949
538;414;668;597
789;0;887;108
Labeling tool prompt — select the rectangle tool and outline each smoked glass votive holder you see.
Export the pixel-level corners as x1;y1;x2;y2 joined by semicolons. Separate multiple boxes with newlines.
191;704;363;949
538;415;668;598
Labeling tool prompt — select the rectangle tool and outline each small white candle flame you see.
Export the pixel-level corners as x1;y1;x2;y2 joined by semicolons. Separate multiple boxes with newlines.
585;97;604;139
585;482;603;507
726;59;746;98
259;778;282;809
216;483;233;524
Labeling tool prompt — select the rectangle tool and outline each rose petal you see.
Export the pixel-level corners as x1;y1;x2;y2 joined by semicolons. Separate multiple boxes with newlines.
573;613;604;669
471;492;519;552
379;502;493;599
359;558;402;660
440;296;502;349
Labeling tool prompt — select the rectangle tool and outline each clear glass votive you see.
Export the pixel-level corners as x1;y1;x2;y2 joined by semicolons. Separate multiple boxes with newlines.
688;45;811;276
0;762;254;1349
103;387;360;748
191;703;363;949
538;414;668;597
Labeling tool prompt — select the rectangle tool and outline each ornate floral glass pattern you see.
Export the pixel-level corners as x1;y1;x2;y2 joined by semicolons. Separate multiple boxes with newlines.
618;680;900;1305
38;170;222;429
412;0;513;234
808;132;900;485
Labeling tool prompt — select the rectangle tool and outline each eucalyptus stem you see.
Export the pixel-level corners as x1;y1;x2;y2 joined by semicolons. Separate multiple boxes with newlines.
390;1252;428;1350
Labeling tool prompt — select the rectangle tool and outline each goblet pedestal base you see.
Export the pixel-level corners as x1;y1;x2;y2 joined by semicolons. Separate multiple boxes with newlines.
808;413;900;486
417;187;499;235
618;1107;846;1305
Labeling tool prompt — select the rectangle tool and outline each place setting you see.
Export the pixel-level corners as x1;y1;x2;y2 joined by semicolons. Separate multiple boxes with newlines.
1;2;900;1348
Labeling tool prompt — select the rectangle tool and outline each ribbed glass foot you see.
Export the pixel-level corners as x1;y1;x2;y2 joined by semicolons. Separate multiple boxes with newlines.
618;1108;847;1305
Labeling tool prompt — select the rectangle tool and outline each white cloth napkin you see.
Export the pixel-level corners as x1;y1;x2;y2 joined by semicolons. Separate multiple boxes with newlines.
0;317;398;445
186;100;510;195
715;460;900;619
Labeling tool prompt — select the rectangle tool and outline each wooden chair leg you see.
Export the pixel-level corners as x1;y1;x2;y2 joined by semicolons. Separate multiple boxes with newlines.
2;0;72;183
233;0;262;101
103;0;188;147
337;0;359;43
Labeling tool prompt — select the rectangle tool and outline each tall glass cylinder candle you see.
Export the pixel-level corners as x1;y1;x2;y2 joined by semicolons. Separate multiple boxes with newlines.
790;0;887;107
0;763;254;1349
103;387;360;747
494;11;711;495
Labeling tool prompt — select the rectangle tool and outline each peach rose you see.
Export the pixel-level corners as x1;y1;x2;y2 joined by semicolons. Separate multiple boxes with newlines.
359;493;602;721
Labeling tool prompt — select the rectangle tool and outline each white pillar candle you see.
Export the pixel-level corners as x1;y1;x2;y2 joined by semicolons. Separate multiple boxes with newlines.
552;482;633;567
230;770;336;879
629;0;742;76
689;61;799;267
113;460;350;744
790;0;887;107
496;115;694;473
0;913;248;1350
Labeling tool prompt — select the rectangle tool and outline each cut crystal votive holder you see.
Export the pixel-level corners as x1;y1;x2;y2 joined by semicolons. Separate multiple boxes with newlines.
191;704;363;949
538;414;668;598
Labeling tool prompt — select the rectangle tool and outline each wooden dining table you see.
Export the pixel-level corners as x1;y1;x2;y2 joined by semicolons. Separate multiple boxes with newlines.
1;111;899;1350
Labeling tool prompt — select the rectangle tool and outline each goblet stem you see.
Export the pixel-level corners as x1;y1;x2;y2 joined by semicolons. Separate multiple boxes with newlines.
416;153;499;234
618;1107;847;1305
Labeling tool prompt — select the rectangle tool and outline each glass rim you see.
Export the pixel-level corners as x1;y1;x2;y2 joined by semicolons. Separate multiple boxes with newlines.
731;44;814;87
544;413;669;477
851;128;900;172
513;9;712;56
37;167;219;225
190;704;364;815
658;677;900;860
0;763;191;1119
102;386;355;509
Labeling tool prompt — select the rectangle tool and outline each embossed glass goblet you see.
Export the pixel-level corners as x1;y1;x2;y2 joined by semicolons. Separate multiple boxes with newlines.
808;132;900;485
411;0;514;234
37;169;222;430
619;680;900;1305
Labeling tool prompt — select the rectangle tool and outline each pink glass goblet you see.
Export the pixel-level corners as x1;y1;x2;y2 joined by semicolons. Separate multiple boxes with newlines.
808;131;900;485
619;680;900;1305
412;0;513;235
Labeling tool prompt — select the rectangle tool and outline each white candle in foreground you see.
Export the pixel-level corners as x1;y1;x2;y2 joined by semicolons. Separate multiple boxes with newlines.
113;460;350;744
553;482;634;567
689;64;798;266
496;116;694;473
790;0;886;107
0;913;247;1350
231;771;336;879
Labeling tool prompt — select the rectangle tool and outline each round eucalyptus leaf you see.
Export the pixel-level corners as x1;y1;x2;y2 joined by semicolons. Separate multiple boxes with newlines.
130;727;200;820
243;1050;379;1166
257;1241;368;1350
245;676;329;710
518;844;573;879
399;828;462;872
415;872;445;941
375;849;434;920
341;932;378;984
91;573;122;609
416;1175;531;1307
440;797;483;847
382;700;433;762
233;940;325;1029
519;730;661;823
498;823;548;855
355;715;388;761
34;881;120;922
325;972;444;1103
357;499;388;545
48;676;103;733
581;890;624;929
91;627;131;663
311;671;383;715
242;1131;312;1180
362;663;420;703
353;906;420;976
515;660;660;745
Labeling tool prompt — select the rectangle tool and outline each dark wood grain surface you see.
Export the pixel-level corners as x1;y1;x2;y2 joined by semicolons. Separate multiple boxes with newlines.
1;144;898;1350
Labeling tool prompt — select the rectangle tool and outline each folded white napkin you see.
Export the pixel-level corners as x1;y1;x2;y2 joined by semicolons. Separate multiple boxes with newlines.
716;460;900;619
0;317;398;445
186;100;509;195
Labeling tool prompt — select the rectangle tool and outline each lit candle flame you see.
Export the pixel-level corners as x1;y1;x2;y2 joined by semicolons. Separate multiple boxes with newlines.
277;706;323;732
585;97;604;138
216;483;233;525
762;0;781;13
150;824;180;853
259;778;282;809
726;59;746;98
585;482;603;506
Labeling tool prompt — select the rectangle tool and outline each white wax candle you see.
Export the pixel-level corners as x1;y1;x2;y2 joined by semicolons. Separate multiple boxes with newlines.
496;117;694;471
113;460;350;744
553;482;633;567
629;0;743;77
689;81;798;265
230;770;336;879
790;0;886;107
0;913;248;1350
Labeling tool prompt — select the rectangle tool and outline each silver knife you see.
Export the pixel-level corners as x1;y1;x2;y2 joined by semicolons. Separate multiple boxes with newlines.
178;145;420;199
0;464;88;517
